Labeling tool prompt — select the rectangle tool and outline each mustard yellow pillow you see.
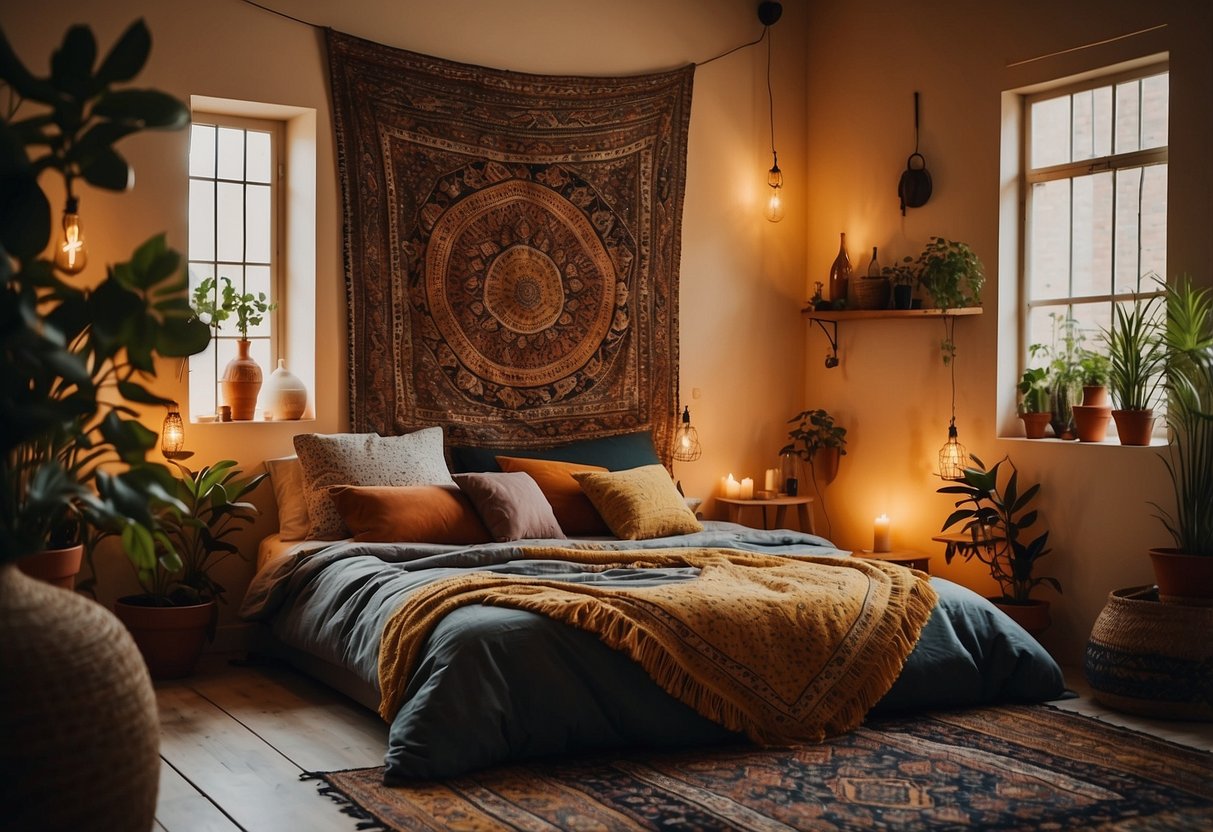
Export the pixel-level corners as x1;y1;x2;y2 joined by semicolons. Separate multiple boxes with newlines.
571;464;703;540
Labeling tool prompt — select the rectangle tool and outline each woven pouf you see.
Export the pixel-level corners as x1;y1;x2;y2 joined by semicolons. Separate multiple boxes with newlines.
0;563;161;829
1084;585;1213;721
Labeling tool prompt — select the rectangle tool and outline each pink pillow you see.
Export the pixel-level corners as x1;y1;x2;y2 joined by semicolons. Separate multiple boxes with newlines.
454;472;566;542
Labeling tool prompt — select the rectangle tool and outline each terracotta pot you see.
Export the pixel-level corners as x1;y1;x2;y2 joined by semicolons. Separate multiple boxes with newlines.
1111;409;1155;446
1148;547;1213;606
992;598;1051;637
0;564;160;829
1072;404;1112;442
812;447;841;484
115;597;216;679
17;543;83;589
1020;412;1052;439
221;338;262;421
1081;384;1109;407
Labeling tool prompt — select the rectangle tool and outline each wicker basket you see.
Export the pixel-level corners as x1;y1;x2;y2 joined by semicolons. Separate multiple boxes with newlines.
847;277;890;310
1083;585;1213;721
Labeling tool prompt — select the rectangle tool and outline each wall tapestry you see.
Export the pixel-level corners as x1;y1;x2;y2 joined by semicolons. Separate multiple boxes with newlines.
326;30;694;464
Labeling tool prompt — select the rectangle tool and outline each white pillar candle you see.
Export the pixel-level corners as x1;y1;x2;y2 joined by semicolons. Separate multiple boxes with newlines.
873;514;891;553
725;473;741;499
764;468;778;492
739;477;754;500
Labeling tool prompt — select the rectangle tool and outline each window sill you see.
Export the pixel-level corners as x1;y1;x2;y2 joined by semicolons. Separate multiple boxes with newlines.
999;435;1168;448
192;417;316;425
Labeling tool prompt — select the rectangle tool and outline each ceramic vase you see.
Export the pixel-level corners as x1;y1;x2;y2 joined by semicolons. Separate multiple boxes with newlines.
261;358;308;420
221;339;262;421
0;564;161;830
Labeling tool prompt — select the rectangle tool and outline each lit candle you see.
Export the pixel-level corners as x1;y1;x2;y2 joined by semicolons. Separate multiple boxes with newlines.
725;473;741;499
873;514;891;553
739;477;754;500
764;468;778;492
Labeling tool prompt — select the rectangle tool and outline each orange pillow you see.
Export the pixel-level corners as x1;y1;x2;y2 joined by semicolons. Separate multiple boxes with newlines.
495;457;611;536
327;485;490;544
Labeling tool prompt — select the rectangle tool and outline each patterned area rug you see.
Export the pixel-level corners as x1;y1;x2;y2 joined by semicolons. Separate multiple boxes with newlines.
309;705;1212;831
326;30;693;459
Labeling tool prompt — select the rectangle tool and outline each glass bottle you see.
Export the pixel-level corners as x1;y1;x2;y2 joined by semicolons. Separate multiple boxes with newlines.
780;452;799;497
867;246;880;278
828;233;852;303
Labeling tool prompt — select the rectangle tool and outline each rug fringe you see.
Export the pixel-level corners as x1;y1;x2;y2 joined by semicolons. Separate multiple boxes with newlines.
301;771;390;831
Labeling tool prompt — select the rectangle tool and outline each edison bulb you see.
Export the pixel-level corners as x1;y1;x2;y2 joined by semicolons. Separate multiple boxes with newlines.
54;200;88;275
765;187;785;223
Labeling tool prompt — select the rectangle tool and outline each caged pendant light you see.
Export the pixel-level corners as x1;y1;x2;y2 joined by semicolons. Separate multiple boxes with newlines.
938;316;969;479
672;405;702;462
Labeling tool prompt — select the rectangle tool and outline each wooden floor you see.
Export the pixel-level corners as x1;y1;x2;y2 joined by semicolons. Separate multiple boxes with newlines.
155;655;1212;832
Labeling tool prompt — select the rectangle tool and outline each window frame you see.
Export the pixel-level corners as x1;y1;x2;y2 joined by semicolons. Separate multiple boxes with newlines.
1018;61;1169;418
187;111;286;421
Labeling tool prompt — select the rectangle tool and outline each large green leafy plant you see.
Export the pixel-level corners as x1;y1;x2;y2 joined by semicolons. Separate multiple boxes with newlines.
0;20;210;571
937;455;1060;603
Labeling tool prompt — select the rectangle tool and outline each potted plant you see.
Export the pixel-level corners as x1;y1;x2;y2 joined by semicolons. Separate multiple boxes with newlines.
937;455;1060;635
1043;318;1085;440
1150;275;1213;603
192;275;277;420
114;460;267;678
1101;291;1167;445
0;19;210;830
1016;366;1052;439
781;408;848;485
882;258;917;310
1072;347;1113;441
915;237;984;312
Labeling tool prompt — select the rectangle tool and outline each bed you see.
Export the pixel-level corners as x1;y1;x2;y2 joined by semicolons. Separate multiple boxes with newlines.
241;433;1065;782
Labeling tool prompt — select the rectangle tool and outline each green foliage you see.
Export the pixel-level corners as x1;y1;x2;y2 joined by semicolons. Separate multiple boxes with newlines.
1155;276;1213;556
1079;349;1111;386
1017;366;1050;414
915;237;984;311
191;276;277;339
0;19;209;565
135;461;267;605
881;257;917;287
1100;291;1167;411
780;409;847;461
937;455;1060;603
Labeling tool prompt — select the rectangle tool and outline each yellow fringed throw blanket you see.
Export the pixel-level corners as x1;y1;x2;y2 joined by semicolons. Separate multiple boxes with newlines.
377;548;938;744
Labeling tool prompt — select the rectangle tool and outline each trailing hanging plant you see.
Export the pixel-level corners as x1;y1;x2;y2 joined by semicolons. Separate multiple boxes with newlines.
916;237;984;311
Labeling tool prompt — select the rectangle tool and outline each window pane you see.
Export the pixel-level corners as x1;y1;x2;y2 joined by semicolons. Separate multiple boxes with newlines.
246;184;271;263
216;182;245;262
1067;302;1111;351
1114;167;1145;294
1071;86;1113;162
1031;96;1070;168
217;265;244;335
245;265;272;338
189;124;215;178
1070;171;1113;298
217;127;245;180
189;339;217;419
188;179;215;261
1140;163;1167;280
1027;306;1065;355
1029;179;1071;300
1115;79;1142;154
1141;73;1168;150
247;131;272;184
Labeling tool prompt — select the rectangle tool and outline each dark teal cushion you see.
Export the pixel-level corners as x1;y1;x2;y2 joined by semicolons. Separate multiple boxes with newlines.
449;431;661;474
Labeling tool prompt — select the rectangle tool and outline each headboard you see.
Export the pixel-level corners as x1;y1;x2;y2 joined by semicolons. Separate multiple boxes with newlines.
326;30;694;466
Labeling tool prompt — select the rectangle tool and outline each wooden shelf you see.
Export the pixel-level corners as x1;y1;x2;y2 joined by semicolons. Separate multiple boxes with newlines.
803;306;983;367
801;306;983;320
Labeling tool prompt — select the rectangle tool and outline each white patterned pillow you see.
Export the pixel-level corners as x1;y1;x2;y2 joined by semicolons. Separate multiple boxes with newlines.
293;428;455;539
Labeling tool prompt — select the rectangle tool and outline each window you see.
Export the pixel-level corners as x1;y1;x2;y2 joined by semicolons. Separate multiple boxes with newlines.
187;114;283;420
1021;65;1168;393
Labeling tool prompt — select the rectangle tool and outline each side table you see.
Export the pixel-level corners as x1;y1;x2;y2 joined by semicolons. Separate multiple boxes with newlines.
855;549;931;574
717;496;816;535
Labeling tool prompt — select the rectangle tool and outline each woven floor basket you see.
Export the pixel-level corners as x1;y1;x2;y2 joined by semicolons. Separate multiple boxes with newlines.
1083;585;1213;721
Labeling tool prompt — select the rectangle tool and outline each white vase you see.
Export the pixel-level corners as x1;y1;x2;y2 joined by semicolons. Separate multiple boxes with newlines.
261;358;308;420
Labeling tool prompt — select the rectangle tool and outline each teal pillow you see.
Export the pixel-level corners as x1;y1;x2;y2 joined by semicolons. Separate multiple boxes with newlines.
449;430;661;474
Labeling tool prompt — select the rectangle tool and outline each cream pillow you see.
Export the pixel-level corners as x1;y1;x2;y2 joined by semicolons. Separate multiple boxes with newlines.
264;456;310;541
293;428;455;539
572;464;703;540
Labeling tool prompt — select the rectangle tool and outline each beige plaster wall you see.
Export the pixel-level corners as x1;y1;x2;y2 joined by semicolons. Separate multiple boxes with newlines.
2;1;809;632
802;0;1213;664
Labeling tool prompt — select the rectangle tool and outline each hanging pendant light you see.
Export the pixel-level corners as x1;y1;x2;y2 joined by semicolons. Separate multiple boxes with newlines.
760;2;784;223
53;195;88;275
938;316;969;479
672;405;702;462
161;402;193;461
